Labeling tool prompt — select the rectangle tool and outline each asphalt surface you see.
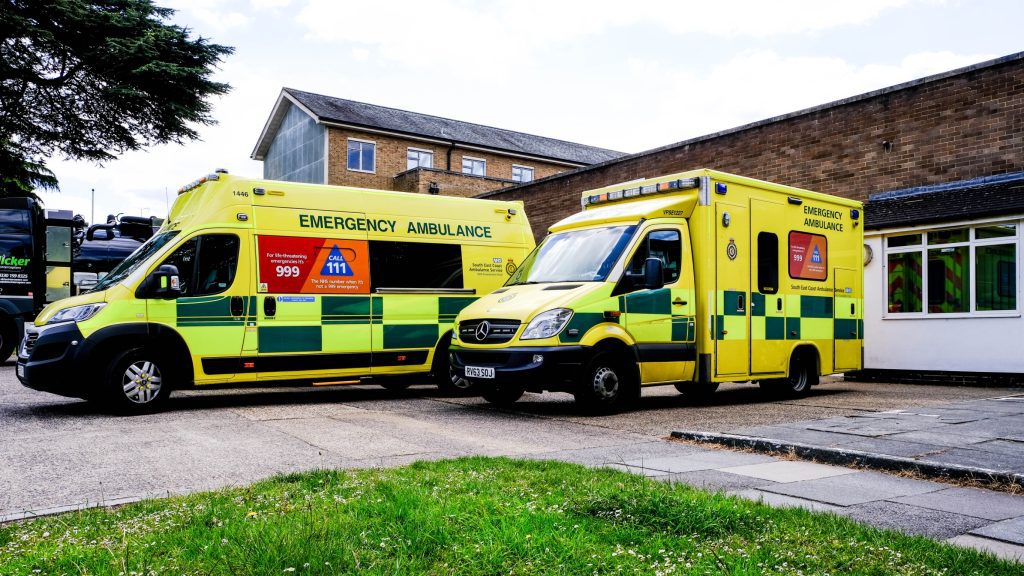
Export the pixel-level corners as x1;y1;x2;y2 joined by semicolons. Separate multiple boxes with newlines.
1;362;1010;522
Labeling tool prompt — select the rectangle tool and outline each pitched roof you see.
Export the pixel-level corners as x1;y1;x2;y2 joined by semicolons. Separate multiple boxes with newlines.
251;88;626;166
865;172;1024;230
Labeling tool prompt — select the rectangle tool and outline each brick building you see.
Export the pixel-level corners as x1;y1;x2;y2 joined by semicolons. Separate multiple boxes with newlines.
479;52;1024;241
251;88;624;197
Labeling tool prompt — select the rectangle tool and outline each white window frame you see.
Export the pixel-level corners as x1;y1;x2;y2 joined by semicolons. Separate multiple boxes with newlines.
512;164;534;183
407;147;433;170
881;218;1021;320
347;138;376;174
461;156;486;177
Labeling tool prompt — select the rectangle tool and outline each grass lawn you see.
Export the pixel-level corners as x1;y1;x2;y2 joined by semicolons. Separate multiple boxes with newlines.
0;457;1018;575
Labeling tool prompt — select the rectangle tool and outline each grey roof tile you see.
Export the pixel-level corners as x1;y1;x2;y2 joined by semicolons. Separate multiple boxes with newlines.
284;88;625;165
865;172;1024;229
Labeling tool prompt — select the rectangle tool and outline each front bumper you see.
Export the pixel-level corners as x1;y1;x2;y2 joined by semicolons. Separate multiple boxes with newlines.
449;344;589;392
17;322;89;399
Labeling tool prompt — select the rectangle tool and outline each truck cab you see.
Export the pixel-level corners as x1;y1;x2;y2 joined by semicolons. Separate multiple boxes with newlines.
450;169;864;412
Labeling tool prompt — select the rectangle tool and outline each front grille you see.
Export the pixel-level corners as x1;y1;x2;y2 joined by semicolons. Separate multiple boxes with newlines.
21;332;38;357
458;319;521;344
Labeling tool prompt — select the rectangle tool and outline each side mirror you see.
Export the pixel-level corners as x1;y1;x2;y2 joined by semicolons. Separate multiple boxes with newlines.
643;257;664;290
142;264;182;299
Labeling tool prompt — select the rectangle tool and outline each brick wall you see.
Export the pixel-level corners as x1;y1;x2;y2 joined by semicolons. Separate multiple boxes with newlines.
326;128;570;195
480;55;1024;240
392;167;518;198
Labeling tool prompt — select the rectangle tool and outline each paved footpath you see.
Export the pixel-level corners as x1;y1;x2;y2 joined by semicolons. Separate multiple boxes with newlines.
664;392;1024;561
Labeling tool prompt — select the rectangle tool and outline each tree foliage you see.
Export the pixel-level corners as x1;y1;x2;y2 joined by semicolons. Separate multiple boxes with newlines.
0;0;234;196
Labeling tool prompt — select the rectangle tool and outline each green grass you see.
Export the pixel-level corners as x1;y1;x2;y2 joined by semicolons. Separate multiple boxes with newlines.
0;458;1018;575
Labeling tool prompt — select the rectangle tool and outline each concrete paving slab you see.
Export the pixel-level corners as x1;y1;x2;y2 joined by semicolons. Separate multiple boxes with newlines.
947;535;1024;562
839;437;947;458
659;469;779;492
524;441;704;466
970;516;1024;546
618;451;776;474
923;448;1023;473
836;500;992;539
604;463;672;477
728;489;842;513
885;430;998;447
719;460;857;483
728;425;858;446
892;487;1024;521
760;471;943;506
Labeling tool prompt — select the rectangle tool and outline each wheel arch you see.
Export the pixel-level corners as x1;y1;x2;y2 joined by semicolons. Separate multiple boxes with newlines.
788;343;821;384
79;323;194;386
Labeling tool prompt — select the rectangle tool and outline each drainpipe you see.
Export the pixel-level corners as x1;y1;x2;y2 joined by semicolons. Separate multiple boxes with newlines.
446;142;455;171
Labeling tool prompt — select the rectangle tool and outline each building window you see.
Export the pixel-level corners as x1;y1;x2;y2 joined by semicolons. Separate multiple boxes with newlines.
461;157;486;176
347;139;375;173
512;165;534;183
884;222;1019;316
407;148;433;170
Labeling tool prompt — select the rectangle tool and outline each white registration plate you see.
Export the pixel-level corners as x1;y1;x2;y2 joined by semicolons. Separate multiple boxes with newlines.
465;365;495;379
16;364;24;378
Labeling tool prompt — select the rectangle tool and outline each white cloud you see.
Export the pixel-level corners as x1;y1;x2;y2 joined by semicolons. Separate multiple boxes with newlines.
163;0;251;32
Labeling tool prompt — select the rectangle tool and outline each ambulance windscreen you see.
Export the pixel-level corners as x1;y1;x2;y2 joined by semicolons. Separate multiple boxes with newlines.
506;225;637;285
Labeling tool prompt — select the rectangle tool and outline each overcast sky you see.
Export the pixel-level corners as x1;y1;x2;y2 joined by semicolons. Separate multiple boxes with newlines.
40;0;1024;223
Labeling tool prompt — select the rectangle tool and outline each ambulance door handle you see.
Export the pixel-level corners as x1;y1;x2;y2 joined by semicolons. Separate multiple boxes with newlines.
850;303;856;315
673;298;687;306
777;298;783;311
736;294;745;313
230;296;244;317
264;296;276;317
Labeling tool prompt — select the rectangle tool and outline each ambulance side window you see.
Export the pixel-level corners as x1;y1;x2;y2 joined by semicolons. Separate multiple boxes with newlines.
757;232;779;294
158;234;239;296
369;241;463;289
627;230;681;285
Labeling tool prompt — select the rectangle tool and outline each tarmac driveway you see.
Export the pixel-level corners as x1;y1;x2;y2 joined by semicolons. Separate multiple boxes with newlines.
0;363;1009;521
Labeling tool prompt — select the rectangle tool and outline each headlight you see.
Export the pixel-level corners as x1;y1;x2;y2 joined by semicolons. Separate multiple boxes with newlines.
521;308;573;340
47;303;106;325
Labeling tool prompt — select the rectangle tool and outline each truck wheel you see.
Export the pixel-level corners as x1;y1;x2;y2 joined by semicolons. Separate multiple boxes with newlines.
481;383;525;406
574;352;638;414
0;321;17;362
674;381;719;401
100;348;172;414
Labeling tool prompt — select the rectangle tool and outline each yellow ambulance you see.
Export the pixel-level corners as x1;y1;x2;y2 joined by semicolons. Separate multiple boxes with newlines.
16;172;533;413
450;169;864;412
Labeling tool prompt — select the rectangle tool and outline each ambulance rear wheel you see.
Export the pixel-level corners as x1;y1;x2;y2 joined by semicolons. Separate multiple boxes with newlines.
100;348;172;414
481;382;525;406
761;352;814;398
574;352;638;414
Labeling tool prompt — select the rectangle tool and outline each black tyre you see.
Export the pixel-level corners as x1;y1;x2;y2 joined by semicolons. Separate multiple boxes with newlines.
0;320;18;362
481;381;528;403
481;383;525;406
99;348;172;414
574;352;639;414
379;381;412;391
761;352;814;398
674;381;719;401
432;337;477;396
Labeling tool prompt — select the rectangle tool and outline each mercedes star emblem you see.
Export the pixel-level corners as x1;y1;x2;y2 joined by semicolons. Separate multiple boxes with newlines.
475;321;491;342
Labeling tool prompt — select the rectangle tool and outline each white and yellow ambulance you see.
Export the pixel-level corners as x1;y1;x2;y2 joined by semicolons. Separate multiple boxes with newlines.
450;169;864;412
16;172;533;413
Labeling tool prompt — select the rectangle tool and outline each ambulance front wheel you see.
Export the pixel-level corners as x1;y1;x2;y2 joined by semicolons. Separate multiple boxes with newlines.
99;348;172;414
574;352;639;414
